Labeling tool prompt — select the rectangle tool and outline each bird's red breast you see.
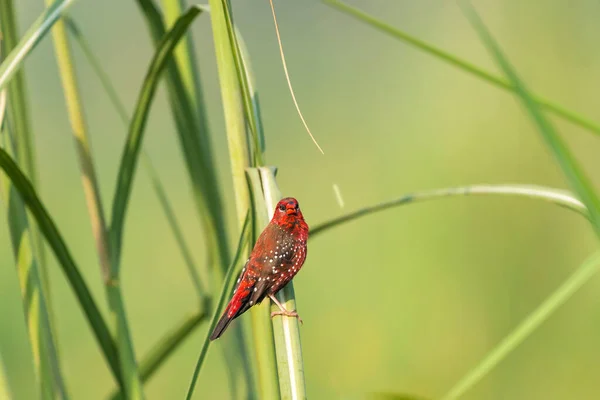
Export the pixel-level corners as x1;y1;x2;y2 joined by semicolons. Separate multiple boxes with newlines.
210;197;309;340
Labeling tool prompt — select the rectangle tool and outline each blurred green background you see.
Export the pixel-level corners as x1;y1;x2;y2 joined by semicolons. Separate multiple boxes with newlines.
3;0;600;399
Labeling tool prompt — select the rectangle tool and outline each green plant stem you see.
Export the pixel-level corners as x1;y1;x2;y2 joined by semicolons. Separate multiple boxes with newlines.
0;0;77;92
208;0;251;224
442;251;600;400
246;168;280;400
43;6;144;398
323;0;600;137
311;184;587;237
258;167;307;399
64;17;207;300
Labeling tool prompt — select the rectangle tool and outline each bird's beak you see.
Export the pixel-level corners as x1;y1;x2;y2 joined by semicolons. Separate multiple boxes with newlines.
286;207;297;215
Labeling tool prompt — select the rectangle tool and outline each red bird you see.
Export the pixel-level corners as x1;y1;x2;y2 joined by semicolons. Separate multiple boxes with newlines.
210;197;309;340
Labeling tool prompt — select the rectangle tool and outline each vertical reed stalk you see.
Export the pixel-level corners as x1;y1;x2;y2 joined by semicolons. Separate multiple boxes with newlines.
43;6;144;398
259;167;306;399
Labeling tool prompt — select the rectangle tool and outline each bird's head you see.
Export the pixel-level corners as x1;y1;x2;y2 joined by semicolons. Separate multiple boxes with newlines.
271;197;306;228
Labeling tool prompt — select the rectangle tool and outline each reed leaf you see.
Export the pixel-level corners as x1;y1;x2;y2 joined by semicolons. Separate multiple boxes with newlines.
134;0;231;278
0;0;76;92
0;9;55;372
323;0;600;137
459;3;600;236
1;114;67;400
442;251;600;400
0;147;122;388
64;17;206;300
311;184;587;238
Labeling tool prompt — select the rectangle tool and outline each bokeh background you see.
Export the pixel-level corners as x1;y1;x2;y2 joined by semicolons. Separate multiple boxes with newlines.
2;0;600;399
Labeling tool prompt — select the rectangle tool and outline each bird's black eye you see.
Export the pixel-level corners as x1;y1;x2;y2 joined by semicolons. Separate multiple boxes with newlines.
279;204;286;211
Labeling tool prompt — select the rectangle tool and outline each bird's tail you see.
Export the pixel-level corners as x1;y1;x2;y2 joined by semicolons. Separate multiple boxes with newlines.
210;310;235;341
210;293;251;340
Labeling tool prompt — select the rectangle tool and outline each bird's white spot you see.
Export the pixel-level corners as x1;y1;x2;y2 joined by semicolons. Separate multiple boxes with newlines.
254;287;257;292
250;301;254;305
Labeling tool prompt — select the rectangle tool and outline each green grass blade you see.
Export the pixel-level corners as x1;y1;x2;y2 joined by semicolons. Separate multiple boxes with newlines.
1;118;67;399
441;251;600;400
0;0;55;374
0;0;76;92
311;184;587;238
459;2;600;237
160;0;208;135
135;0;231;278
259;166;307;399
0;147;123;389
323;0;600;137
185;212;252;400
65;17;207;300
109;5;202;266
246;168;280;400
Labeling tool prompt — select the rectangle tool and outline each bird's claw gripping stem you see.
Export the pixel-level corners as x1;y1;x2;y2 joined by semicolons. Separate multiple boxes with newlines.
269;294;304;325
271;309;303;325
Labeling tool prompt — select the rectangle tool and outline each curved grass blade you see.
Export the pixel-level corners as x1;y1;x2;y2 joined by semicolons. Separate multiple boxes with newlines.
259;166;306;399
459;2;600;238
109;5;202;266
185;212;252;400
65;17;206;299
1;4;56;369
441;251;600;400
323;0;600;137
135;0;232;279
1;123;68;398
0;147;123;389
311;184;587;238
0;0;77;91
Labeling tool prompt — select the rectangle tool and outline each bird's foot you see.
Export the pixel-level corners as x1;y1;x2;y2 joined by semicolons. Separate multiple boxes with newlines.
270;309;303;325
268;294;304;325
